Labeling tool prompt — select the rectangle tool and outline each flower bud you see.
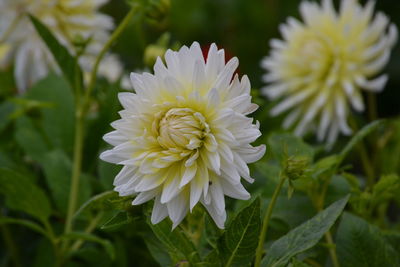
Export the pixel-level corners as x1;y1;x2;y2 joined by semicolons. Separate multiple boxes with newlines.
283;155;310;181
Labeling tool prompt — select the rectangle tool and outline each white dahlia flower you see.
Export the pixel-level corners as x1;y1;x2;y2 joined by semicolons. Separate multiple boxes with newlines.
261;0;397;143
100;42;265;229
0;0;122;92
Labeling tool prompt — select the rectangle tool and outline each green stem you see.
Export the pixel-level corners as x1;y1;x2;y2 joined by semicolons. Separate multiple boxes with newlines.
70;212;104;252
63;5;137;239
64;110;84;236
314;180;339;267
0;224;22;267
324;231;340;267
83;6;138;112
357;143;375;189
254;173;286;267
348;118;375;189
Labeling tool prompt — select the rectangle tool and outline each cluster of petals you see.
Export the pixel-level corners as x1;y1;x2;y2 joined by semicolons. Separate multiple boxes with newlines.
0;0;122;92
101;42;265;228
261;0;397;143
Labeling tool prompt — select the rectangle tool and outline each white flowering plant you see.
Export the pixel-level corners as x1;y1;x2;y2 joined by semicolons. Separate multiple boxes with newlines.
0;0;399;266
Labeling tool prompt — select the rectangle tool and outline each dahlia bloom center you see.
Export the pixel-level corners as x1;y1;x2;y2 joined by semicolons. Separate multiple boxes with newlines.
157;108;210;150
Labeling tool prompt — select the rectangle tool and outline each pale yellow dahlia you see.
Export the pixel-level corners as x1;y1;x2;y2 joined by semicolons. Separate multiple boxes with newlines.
261;0;397;143
0;0;122;92
100;42;265;229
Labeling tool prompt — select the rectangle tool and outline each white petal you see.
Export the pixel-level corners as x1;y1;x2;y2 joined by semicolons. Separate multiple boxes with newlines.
180;162;197;188
220;178;250;200
167;192;189;229
151;196;168;224
132;188;159;205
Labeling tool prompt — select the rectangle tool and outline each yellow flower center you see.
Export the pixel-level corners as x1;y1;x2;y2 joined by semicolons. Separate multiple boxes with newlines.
157;108;210;150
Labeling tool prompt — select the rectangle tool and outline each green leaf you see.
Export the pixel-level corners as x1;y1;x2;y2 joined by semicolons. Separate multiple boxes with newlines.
61;232;115;259
0;168;51;223
14;116;50;162
100;211;134;230
0;217;48;238
262;195;349;267
268;133;314;163
29;15;83;91
73;191;119;218
25;74;75;156
383;231;400;254
336;213;400;267
311;155;341;180
340;120;384;161
371;174;400;206
42;150;91;215
146;216;201;265
218;197;261;267
143;231;173;267
0;101;14;132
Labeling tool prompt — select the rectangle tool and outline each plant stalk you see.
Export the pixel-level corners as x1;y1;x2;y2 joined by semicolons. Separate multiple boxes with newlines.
64;109;84;235
62;5;138;254
255;173;286;267
70;212;104;252
83;6;138;110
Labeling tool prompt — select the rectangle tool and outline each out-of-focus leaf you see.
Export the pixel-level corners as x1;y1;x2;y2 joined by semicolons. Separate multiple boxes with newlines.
61;232;115;259
218;197;261;267
42;150;91;215
143;231;173;267
262;195;349;267
268;133;314;163
340;120;384;161
146;215;201;265
371;174;400;206
0;101;14;132
25;74;75;156
311;155;341;180
33;238;55;267
336;213;400;267
0;168;51;223
29;15;83;91
73;191;120;218
289;258;312;267
0;217;48;238
14;116;50;162
383;231;400;254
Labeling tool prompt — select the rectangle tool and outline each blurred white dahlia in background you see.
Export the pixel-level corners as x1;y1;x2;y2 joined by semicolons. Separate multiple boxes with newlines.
261;0;397;143
100;42;265;229
0;0;122;92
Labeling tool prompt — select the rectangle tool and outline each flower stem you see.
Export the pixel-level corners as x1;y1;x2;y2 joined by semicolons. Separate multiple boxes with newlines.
314;180;340;267
0;224;22;267
83;6;138;111
324;231;340;267
70;212;104;252
255;173;286;267
62;5;138;253
64;109;84;235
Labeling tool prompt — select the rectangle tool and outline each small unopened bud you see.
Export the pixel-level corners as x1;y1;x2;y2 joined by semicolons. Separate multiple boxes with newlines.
72;34;91;55
144;0;170;29
283;156;310;181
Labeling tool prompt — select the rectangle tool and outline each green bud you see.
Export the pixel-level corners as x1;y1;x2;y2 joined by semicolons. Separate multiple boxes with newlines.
283;155;310;181
144;0;170;29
